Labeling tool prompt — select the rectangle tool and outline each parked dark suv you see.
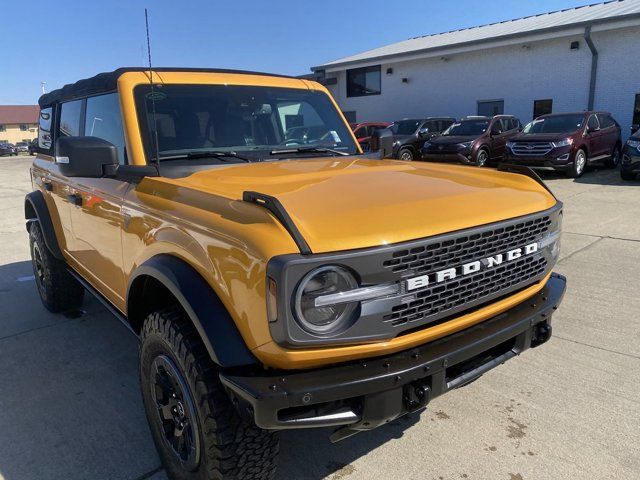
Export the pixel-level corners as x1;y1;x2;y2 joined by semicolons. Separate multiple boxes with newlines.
621;130;640;181
422;115;522;166
504;112;621;178
389;117;455;160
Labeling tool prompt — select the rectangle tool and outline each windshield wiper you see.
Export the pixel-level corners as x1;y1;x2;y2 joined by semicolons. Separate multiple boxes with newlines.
159;150;254;163
269;146;350;157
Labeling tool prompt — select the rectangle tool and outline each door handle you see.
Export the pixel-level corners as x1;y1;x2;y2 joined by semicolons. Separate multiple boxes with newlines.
67;193;83;206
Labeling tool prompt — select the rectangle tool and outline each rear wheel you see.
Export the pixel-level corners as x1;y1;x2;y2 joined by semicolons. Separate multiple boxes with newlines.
140;306;279;480
398;148;414;161
567;149;587;178
29;222;84;312
605;146;621;168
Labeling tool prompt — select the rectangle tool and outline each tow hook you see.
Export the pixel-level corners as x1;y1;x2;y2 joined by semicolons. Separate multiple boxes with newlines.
532;321;552;347
403;380;431;412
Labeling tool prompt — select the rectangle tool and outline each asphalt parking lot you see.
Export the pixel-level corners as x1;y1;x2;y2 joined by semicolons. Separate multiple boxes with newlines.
0;155;639;480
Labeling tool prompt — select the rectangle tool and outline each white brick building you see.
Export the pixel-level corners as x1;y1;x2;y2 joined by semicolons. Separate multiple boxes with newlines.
311;0;640;139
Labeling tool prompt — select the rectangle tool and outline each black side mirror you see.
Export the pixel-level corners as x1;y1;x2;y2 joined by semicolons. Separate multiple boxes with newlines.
491;126;502;136
56;136;119;178
418;127;429;137
369;128;394;158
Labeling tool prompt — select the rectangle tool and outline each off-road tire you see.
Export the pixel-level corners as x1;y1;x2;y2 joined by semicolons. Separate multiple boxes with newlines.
140;306;279;480
620;169;636;181
29;221;84;312
605;145;621;168
398;148;414;161
567;149;587;178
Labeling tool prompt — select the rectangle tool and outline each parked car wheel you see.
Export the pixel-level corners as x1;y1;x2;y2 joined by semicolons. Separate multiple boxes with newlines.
567;149;587;178
29;222;84;312
140;306;279;480
605;145;621;168
398;148;414;161
475;148;489;167
620;169;636;181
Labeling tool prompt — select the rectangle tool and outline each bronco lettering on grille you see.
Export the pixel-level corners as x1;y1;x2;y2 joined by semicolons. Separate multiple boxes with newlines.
406;242;539;291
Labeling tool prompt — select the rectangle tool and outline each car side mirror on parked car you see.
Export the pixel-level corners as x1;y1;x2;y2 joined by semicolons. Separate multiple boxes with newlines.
491;126;503;136
369;128;394;158
418;127;429;137
56;136;119;178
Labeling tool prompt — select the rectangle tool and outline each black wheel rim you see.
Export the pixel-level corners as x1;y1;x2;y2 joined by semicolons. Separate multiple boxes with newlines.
400;151;412;161
477;151;487;166
612;149;620;166
31;242;46;295
151;355;201;470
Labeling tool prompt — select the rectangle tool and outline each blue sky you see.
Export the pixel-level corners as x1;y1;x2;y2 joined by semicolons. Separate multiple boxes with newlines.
2;0;590;104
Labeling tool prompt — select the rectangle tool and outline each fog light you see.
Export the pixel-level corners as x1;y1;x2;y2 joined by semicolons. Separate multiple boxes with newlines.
557;153;570;161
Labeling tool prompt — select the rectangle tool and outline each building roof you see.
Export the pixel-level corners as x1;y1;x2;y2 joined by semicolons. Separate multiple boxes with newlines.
0;105;39;124
38;67;296;107
314;0;640;70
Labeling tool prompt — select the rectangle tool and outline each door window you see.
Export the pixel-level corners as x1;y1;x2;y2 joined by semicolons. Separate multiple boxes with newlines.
587;115;600;131
632;94;640;127
85;93;126;164
59;100;83;137
596;114;614;129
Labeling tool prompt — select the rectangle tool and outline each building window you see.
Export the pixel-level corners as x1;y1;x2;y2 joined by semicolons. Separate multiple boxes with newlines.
342;111;357;123
633;93;640;128
20;124;28;131
346;66;381;97
477;100;504;116
533;99;553;119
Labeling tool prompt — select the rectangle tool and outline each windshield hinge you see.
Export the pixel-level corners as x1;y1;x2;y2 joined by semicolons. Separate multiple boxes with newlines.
242;191;312;255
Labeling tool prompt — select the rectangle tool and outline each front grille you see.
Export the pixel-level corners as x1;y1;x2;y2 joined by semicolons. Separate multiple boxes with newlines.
383;256;547;327
511;142;553;156
381;214;552;328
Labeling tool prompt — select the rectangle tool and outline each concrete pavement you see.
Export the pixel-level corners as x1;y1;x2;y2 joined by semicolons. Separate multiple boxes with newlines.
0;156;638;480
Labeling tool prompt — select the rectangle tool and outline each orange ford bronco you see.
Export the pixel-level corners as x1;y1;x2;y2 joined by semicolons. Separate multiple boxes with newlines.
26;68;565;479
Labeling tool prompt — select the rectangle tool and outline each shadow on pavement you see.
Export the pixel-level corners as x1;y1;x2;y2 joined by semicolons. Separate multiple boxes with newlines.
0;260;421;480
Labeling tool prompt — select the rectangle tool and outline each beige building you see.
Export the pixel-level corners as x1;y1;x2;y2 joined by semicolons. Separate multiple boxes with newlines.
0;105;39;144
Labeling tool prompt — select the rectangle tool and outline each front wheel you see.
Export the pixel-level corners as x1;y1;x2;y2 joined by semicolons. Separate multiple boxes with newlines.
567;149;587;178
398;148;414;161
140;306;279;480
475;148;489;167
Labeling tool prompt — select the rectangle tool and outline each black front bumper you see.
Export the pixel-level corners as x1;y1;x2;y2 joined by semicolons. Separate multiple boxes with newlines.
504;151;574;170
220;273;566;440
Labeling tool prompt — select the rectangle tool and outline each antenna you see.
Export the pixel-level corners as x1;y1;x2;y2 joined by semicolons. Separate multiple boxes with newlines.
145;8;161;167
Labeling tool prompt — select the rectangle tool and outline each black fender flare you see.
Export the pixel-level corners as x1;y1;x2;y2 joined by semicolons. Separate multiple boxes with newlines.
128;255;258;368
24;190;64;260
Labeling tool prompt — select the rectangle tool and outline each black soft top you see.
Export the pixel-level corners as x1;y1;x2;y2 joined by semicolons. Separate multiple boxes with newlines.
38;67;296;107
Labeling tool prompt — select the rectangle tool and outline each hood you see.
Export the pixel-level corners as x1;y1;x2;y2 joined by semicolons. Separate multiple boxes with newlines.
510;132;577;142
430;135;478;145
153;158;556;254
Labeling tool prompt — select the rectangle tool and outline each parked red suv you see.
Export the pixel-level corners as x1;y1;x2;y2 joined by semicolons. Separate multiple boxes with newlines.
421;115;521;166
350;122;390;151
504;112;621;178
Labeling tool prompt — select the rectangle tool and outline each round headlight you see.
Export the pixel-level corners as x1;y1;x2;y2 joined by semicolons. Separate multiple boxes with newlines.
294;266;359;335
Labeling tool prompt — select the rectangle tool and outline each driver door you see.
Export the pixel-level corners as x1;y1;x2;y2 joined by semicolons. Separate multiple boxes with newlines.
489;118;510;159
65;93;129;308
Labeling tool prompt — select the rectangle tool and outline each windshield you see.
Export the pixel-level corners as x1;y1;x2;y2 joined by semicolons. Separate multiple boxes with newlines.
134;84;359;162
523;114;585;134
442;120;489;136
389;120;421;135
